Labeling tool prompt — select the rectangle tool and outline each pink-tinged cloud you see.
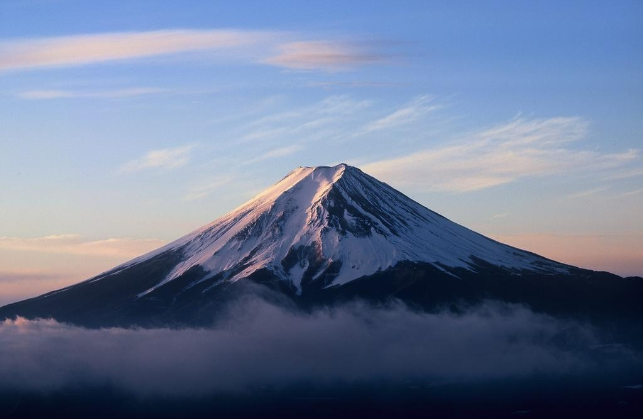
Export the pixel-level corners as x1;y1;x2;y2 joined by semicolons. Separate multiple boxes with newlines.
0;30;385;73
264;41;385;71
0;29;274;72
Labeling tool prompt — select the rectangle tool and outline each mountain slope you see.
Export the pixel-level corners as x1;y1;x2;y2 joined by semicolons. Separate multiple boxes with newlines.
1;164;640;328
111;164;568;294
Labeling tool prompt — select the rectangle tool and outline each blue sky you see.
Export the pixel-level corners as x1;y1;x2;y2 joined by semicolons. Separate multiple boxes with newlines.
0;0;642;303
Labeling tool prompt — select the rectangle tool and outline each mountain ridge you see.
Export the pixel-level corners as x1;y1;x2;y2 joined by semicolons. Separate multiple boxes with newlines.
1;163;641;329
102;163;570;297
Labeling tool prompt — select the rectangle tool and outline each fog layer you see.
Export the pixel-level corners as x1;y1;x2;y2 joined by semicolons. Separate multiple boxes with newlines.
0;299;638;396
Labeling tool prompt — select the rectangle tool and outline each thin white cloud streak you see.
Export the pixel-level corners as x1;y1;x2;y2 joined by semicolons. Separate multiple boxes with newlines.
0;234;167;258
607;168;643;180
244;95;372;129
362;116;640;192
308;81;403;89
183;144;304;201
120;145;196;173
621;188;643;198
567;186;609;199
491;213;511;219
18;87;168;99
363;95;441;133
0;30;387;73
234;96;372;146
476;115;588;146
183;176;234;201
0;269;63;283
241;144;303;166
264;41;385;71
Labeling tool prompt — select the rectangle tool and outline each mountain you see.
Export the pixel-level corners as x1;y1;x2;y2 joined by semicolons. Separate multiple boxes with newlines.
1;164;641;328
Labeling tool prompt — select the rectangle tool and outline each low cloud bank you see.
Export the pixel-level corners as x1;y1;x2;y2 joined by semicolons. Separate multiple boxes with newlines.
0;300;639;396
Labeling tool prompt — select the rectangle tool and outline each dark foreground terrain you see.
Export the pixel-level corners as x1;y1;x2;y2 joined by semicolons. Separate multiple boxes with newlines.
1;377;643;419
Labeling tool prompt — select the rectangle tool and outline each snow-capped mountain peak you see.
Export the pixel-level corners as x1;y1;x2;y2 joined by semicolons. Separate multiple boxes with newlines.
121;164;567;297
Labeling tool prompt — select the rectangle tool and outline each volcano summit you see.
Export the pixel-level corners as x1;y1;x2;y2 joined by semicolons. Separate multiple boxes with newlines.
1;164;641;327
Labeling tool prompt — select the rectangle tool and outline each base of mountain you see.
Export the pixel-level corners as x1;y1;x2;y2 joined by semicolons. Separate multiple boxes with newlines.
2;258;641;337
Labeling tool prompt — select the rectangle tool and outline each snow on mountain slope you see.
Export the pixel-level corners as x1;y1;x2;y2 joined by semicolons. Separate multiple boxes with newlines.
106;163;568;297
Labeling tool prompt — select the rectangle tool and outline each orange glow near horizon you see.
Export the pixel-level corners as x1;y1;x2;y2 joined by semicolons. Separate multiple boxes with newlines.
494;233;643;277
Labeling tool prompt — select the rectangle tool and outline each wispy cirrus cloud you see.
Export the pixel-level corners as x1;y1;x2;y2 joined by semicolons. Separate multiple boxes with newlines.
119;145;196;173
606;168;643;180
0;234;167;258
235;95;372;145
362;116;639;192
241;144;303;166
620;188;643;198
476;115;588;146
0;269;63;283
567;186;609;199
18;87;168;99
307;81;402;89
0;30;389;73
183;176;234;201
363;95;441;133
